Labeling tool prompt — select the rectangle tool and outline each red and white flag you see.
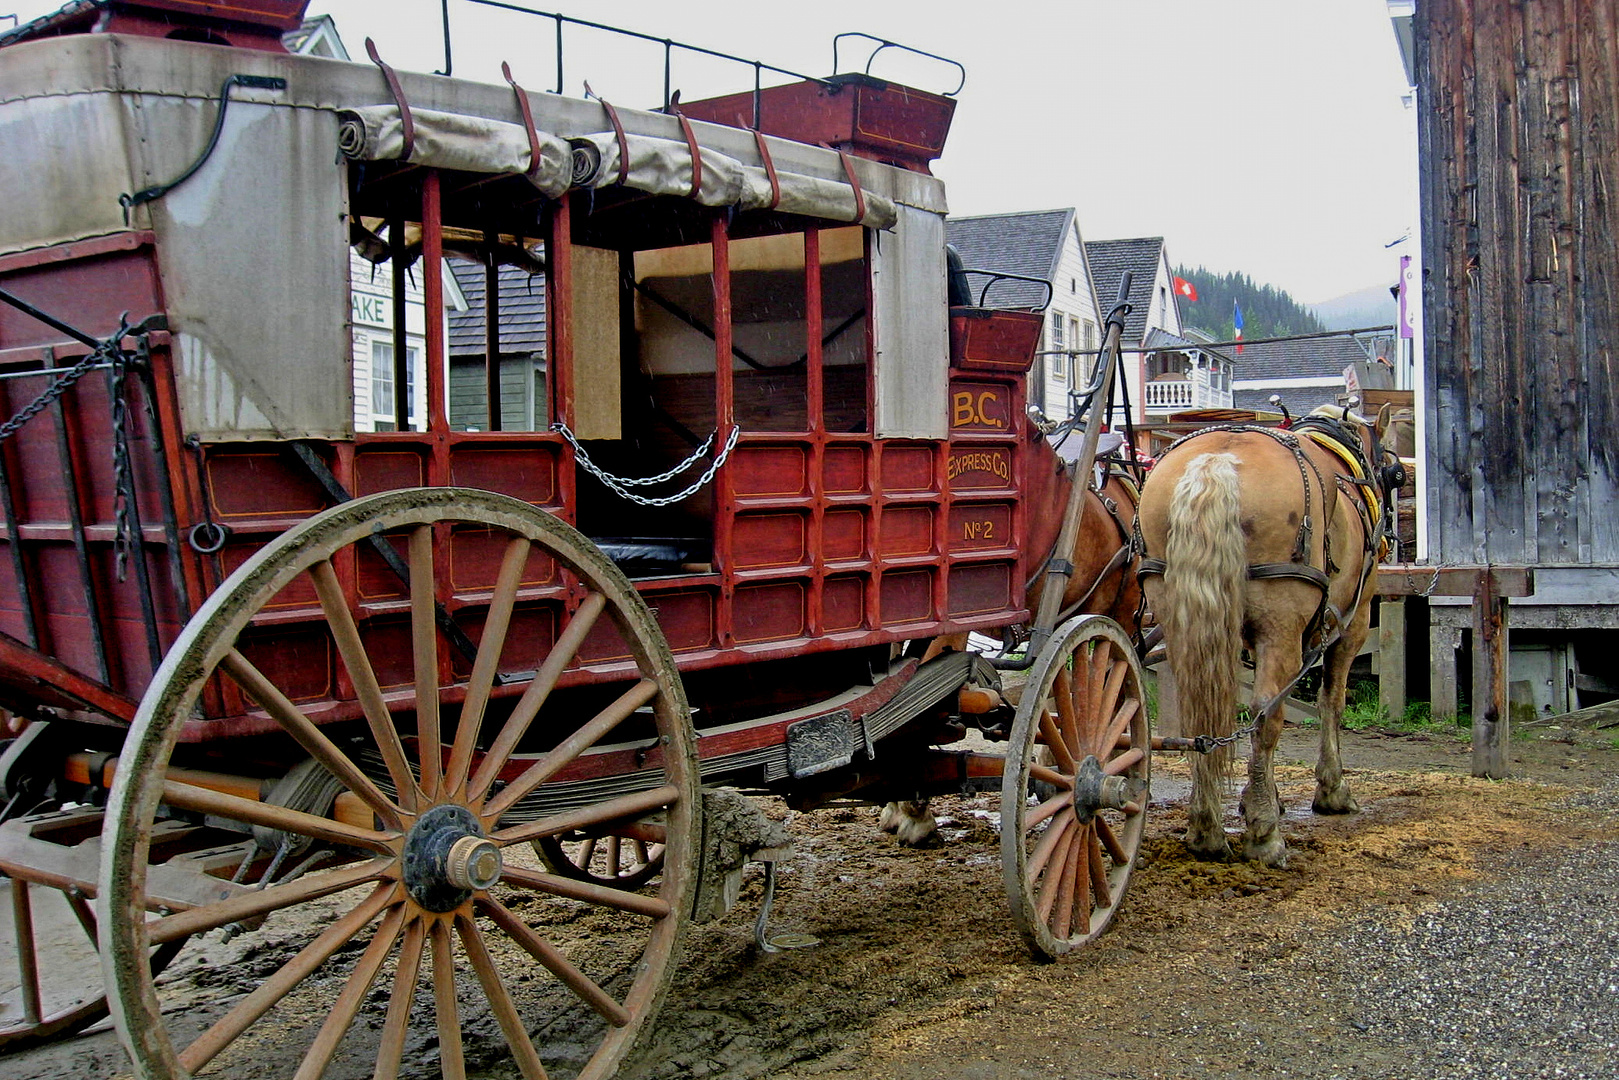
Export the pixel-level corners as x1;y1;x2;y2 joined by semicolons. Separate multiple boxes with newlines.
1172;276;1198;302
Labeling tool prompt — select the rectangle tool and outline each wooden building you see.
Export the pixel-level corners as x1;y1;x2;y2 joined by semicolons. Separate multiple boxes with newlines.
1414;0;1619;711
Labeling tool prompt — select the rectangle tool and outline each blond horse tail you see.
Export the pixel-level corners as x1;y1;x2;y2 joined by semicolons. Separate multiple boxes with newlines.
1163;453;1246;776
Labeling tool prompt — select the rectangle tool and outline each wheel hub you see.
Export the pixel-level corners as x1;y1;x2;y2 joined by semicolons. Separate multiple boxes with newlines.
402;804;502;912
1071;755;1146;822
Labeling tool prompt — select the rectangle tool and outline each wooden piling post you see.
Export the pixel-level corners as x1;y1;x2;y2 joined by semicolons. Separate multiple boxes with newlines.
1470;570;1510;778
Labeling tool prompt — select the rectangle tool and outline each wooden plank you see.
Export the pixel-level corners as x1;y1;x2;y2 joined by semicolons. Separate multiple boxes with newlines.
1375;564;1534;597
1377;599;1407;722
571;243;621;441
1429;623;1460;724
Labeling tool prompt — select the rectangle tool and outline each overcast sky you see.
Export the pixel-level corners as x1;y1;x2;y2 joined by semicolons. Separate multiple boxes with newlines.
8;0;1416;304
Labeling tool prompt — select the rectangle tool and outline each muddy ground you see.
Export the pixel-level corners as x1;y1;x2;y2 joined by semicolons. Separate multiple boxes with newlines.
4;717;1617;1080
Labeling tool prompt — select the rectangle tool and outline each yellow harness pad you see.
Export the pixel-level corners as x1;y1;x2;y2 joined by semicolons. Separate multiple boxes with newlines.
1301;429;1386;556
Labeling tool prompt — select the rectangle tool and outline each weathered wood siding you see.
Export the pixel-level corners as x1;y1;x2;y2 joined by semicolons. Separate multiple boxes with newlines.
1417;0;1619;567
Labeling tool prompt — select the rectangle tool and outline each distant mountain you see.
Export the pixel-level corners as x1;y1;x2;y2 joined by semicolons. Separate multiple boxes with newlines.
1171;267;1324;341
1311;285;1398;331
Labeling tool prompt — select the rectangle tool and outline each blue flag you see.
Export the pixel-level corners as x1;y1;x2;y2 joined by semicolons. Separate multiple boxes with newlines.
1233;301;1244;353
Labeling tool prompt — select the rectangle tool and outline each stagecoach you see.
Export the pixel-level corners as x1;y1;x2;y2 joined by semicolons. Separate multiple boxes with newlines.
0;3;1156;1076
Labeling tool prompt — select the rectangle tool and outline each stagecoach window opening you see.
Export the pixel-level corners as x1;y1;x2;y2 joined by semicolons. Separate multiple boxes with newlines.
727;232;809;432
818;226;870;434
446;252;550;432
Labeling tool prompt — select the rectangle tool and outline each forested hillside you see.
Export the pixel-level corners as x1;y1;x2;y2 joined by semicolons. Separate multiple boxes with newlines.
1172;266;1325;341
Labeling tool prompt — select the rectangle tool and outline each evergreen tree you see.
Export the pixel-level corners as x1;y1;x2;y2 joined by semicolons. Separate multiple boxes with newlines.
1172;266;1325;342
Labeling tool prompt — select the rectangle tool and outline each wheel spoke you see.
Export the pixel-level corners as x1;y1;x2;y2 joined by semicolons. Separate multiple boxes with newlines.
1069;825;1093;939
292;903;406;1080
576;836;600;872
1025;809;1074;884
480;894;632;1027
1036;708;1078;776
430;918;467;1080
1095;813;1129;864
178;884;396;1074
12;881;40;1025
456;914;550;1080
1030;762;1072;791
483;679;660;821
605;835;622;877
1095;658;1128;735
373;915;427;1080
1053;667;1082;761
1025;789;1073;830
1102;746;1146;777
468;591;607;803
1086;642;1112;731
1088;828;1112;909
221;649;404;829
1052;827;1080;939
494;784;680;847
147;858;395;945
445;537;532;798
160;780;397;855
410;526;443;800
1094;697;1141;760
499;864;671;918
1034;818;1075;923
311;559;421;811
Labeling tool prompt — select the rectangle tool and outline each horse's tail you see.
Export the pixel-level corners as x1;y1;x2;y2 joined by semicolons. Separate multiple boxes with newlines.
1163;452;1246;775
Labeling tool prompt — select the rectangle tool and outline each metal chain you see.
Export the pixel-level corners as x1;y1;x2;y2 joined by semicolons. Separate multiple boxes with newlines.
552;421;725;486
109;350;136;581
556;422;740;507
0;314;132;445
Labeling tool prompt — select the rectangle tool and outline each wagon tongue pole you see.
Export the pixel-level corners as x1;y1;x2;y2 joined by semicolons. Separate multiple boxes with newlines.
1017;271;1133;666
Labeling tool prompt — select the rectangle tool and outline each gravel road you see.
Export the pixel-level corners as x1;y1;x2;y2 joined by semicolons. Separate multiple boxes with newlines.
1293;783;1619;1080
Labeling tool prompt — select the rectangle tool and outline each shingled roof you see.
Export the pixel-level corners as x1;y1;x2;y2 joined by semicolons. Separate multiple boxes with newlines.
447;261;547;358
1085;237;1165;344
1232;333;1369;381
945;209;1073;308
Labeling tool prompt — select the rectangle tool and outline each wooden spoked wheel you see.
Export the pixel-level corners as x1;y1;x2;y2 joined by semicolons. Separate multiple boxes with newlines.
535;824;666;891
99;488;699;1080
1001;615;1149;959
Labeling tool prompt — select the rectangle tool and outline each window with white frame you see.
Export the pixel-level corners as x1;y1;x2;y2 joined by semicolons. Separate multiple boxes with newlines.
370;340;418;431
1052;312;1068;382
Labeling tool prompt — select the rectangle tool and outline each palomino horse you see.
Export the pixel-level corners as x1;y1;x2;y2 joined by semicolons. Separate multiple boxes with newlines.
1136;405;1395;866
880;439;1149;846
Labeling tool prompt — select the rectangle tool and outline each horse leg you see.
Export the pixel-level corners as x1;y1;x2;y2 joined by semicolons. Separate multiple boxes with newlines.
878;799;939;847
1238;609;1307;867
1313;603;1371;815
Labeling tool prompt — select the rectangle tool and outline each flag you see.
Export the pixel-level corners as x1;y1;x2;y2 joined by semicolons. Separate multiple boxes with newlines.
1233;302;1244;353
1172;275;1199;302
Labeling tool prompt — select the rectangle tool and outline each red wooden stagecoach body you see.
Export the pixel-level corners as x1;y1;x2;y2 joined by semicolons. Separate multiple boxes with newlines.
0;5;1145;1072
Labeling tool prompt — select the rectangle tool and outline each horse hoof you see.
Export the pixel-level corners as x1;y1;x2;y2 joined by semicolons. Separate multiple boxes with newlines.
1184;832;1233;862
1242;835;1289;868
1312;790;1360;815
896;825;942;849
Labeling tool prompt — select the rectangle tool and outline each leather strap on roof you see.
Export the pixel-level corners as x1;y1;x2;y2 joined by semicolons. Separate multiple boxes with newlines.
751;126;781;209
501;61;543;179
834;148;866;225
364;38;414;161
670;100;703;199
586;82;631;184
